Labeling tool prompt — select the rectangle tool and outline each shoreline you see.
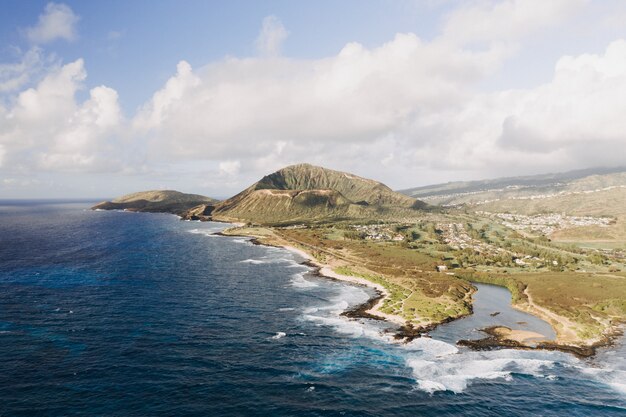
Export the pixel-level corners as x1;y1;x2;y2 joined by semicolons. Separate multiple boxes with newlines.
218;226;622;354
219;229;443;340
96;207;625;356
279;245;407;327
93;208;622;357
458;325;624;358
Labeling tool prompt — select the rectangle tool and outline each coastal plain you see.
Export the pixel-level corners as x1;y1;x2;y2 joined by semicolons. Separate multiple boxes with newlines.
93;164;626;355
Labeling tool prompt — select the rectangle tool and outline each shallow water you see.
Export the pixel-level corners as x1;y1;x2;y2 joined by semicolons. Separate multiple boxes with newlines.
0;201;624;416
430;282;556;344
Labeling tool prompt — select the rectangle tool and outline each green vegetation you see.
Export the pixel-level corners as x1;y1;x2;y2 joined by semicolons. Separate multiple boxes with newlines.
92;190;217;216
270;218;625;344
99;164;626;348
211;163;426;225
274;225;475;325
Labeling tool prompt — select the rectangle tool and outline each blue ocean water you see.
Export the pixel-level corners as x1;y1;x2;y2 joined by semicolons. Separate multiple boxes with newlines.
0;201;625;416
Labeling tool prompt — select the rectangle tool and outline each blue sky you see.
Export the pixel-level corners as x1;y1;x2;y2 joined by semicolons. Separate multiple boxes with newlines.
1;1;449;112
1;1;626;198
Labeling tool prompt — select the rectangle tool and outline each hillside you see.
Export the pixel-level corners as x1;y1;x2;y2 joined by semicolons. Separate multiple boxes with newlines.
92;190;218;216
400;167;626;206
402;167;626;247
211;163;426;224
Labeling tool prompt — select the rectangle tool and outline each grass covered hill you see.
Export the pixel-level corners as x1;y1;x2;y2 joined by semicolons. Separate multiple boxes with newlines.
92;190;218;216
211;163;427;224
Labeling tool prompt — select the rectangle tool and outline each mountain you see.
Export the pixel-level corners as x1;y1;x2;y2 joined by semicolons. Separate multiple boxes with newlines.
92;190;218;216
211;163;425;224
399;166;626;207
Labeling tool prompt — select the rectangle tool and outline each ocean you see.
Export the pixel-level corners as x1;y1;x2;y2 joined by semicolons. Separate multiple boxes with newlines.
0;200;624;416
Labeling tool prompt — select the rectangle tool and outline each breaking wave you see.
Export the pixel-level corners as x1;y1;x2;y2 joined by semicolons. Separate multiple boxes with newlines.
187;228;220;237
290;273;319;289
406;347;556;393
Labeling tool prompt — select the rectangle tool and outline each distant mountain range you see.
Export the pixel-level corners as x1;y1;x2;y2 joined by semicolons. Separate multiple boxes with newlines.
399;166;626;207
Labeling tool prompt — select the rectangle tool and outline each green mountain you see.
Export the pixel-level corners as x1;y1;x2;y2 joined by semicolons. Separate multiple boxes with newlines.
92;190;218;216
211;163;425;224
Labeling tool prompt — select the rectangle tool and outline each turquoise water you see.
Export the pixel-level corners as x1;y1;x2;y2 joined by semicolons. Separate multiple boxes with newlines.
0;201;624;416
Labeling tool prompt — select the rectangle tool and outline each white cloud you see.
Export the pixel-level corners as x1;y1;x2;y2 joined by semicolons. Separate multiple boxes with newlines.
398;38;626;175
0;59;124;173
2;3;626;196
107;30;123;40
26;2;79;44
441;0;587;45
255;15;288;57
135;32;504;164
0;48;49;93
134;29;626;188
133;60;200;132
219;160;241;176
496;40;626;159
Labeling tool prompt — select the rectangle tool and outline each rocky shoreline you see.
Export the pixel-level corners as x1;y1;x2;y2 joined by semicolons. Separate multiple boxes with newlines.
220;227;483;343
217;226;626;356
94;204;621;358
458;325;623;358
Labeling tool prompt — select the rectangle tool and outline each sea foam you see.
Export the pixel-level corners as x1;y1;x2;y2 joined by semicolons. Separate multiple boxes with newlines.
239;259;267;265
187;228;220;237
290;273;319;289
406;348;556;394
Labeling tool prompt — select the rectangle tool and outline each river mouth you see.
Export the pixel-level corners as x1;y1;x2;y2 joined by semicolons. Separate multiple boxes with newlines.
429;283;556;345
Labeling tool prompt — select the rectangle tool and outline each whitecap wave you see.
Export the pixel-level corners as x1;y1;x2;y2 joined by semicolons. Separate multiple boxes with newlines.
290;273;319;289
271;332;286;340
577;364;626;396
404;337;459;357
287;263;308;269
292;267;626;397
187;228;220;237
303;313;391;340
254;256;301;266
297;276;562;395
406;346;556;394
239;259;267;265
299;283;393;341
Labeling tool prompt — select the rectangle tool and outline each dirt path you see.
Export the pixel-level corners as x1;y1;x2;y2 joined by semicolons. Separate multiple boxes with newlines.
521;288;580;344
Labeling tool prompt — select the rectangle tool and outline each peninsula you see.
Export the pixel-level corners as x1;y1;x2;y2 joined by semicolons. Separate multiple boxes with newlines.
93;164;626;356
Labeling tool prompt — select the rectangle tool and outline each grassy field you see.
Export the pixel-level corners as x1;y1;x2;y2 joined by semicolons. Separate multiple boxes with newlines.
278;225;477;325
465;270;626;342
224;223;475;326
223;210;626;346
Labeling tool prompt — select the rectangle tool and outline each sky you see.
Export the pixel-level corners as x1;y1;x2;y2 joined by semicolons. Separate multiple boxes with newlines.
1;0;626;199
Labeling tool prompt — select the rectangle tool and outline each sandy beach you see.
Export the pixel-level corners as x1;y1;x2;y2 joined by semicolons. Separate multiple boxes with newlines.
282;245;407;326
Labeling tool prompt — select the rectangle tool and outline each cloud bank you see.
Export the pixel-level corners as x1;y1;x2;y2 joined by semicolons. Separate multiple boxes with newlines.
1;1;625;196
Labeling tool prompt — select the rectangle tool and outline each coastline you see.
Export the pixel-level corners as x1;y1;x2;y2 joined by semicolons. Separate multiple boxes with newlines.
94;207;622;356
281;245;407;326
509;290;624;355
217;225;623;354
